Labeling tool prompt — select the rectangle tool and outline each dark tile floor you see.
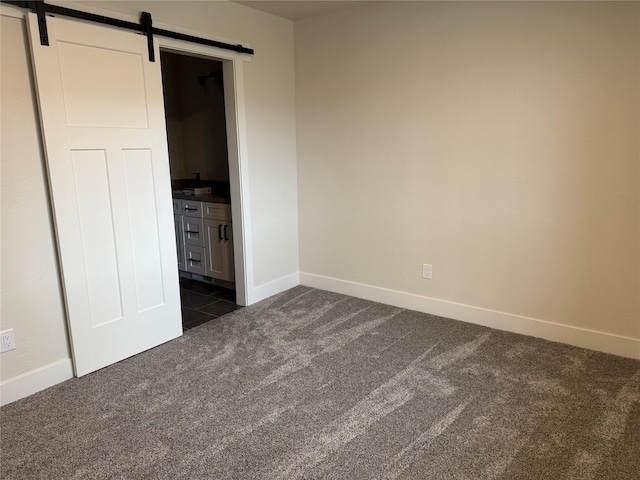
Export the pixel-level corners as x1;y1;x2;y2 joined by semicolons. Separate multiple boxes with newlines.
179;278;242;331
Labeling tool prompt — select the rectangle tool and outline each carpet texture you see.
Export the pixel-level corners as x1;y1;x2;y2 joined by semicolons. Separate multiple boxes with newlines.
1;286;639;479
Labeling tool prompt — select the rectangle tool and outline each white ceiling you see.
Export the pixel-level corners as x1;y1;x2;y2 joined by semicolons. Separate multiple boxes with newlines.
234;1;380;21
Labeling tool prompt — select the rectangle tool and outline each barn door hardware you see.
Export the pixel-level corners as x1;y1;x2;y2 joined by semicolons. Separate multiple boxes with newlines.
1;0;254;61
140;11;154;62
33;0;48;45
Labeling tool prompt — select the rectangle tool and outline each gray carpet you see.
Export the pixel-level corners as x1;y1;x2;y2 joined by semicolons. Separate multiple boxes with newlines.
1;286;639;479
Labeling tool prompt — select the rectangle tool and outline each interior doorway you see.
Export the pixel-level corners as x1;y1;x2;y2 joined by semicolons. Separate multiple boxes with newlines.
156;34;251;310
160;51;242;330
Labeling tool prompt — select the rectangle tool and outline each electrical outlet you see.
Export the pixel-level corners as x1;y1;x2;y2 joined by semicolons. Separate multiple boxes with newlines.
422;263;432;280
1;329;16;353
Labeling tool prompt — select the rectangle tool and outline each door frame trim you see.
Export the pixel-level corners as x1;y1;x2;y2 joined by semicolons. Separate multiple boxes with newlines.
158;38;252;307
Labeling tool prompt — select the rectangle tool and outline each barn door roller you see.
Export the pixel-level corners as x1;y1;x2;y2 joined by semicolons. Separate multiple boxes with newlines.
140;11;154;62
33;0;48;45
2;0;255;61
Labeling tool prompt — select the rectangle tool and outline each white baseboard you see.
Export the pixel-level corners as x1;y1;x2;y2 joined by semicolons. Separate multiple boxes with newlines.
1;358;74;406
300;272;640;360
248;272;300;305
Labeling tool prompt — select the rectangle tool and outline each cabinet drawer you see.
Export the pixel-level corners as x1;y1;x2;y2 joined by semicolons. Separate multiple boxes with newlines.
185;246;206;275
181;200;202;217
183;217;204;247
202;202;231;221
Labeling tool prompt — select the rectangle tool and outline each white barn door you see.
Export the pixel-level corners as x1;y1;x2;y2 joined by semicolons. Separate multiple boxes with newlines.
26;13;182;376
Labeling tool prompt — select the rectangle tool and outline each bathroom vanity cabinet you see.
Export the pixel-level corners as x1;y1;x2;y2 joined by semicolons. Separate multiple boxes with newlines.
174;198;234;282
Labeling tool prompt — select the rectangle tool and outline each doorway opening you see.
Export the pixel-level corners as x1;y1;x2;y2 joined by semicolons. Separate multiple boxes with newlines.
160;51;241;330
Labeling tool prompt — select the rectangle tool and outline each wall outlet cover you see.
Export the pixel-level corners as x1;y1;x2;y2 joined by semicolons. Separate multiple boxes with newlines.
422;263;432;280
1;329;16;353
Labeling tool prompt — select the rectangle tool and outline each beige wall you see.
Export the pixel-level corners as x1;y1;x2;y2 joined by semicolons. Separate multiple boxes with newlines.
1;13;70;381
296;2;639;340
0;1;298;387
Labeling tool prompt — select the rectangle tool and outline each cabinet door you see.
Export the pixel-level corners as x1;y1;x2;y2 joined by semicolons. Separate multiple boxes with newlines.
174;214;186;271
204;219;232;281
185;246;207;275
